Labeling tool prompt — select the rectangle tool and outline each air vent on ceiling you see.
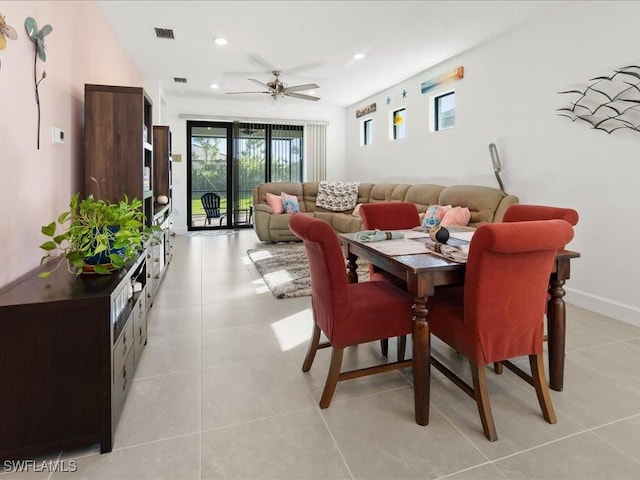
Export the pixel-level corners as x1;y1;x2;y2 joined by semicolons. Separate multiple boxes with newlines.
174;77;187;83
154;28;175;39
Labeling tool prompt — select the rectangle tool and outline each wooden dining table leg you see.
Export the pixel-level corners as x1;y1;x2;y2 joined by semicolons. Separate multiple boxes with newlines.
346;251;359;284
547;276;566;392
412;296;430;425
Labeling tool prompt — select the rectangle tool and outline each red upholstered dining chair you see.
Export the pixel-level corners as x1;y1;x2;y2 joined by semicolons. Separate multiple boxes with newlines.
427;220;574;441
495;204;579;374
288;213;414;409
359;202;420;360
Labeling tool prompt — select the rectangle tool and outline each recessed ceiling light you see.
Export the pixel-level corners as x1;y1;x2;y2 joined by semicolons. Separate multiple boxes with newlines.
214;37;227;46
353;53;365;60
210;83;219;89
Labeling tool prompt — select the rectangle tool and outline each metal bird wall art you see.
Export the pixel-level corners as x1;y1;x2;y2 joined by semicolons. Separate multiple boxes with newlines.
557;65;640;135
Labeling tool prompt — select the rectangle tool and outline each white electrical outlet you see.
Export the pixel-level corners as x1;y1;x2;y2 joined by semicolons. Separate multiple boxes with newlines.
52;127;65;144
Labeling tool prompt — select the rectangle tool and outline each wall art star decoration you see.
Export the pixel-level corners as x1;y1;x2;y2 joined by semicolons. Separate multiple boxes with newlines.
557;65;640;135
402;89;407;98
386;96;391;105
0;11;18;71
25;17;52;149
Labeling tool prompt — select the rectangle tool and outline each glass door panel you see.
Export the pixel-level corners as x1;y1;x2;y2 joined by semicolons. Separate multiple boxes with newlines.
188;123;229;229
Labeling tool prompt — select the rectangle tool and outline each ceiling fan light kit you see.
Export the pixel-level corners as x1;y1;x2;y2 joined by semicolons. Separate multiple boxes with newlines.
227;70;320;102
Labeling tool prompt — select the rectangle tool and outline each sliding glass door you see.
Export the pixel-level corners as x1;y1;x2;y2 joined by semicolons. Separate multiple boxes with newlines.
187;120;303;231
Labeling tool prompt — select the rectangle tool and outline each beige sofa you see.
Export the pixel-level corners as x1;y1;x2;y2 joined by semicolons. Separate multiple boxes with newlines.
252;182;519;242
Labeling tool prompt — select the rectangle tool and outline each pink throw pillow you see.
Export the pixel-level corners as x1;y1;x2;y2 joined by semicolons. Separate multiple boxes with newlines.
440;206;471;227
352;204;362;217
266;192;284;214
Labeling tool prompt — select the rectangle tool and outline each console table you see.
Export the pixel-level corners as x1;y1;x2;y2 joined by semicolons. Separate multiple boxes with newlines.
0;253;148;460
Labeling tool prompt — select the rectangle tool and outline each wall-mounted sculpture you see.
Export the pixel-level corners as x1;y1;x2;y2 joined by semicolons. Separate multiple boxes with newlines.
557;65;640;134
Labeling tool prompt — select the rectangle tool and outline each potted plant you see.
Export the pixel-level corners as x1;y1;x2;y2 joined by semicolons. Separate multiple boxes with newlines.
38;193;160;278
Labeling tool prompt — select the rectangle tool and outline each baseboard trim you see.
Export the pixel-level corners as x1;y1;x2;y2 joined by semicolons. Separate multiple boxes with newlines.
565;287;640;328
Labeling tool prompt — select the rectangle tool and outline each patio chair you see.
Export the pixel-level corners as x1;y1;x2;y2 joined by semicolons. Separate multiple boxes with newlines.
201;193;221;225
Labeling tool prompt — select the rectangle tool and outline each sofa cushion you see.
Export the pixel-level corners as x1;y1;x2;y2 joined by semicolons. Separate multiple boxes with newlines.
282;192;300;213
316;181;360;211
440;206;471;227
422;205;452;227
266;192;284;214
404;184;446;213
438;185;510;226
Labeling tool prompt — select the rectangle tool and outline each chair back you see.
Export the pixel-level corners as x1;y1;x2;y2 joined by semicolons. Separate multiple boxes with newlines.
503;204;578;226
201;193;220;215
359;202;420;230
464;220;574;363
289;214;350;341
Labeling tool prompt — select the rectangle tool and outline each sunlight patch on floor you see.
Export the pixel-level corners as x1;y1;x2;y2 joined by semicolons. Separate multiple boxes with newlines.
270;309;313;351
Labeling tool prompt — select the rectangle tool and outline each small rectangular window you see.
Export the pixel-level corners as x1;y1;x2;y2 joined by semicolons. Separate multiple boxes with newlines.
392;108;406;140
435;92;455;131
363;119;373;145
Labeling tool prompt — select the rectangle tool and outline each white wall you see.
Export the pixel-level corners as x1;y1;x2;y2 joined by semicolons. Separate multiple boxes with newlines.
154;95;346;234
345;1;640;325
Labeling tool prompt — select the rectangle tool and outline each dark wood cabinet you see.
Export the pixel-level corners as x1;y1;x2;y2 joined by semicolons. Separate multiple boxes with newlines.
0;256;147;460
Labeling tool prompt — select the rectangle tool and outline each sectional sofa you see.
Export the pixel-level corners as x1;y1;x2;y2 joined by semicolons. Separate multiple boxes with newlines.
252;182;519;242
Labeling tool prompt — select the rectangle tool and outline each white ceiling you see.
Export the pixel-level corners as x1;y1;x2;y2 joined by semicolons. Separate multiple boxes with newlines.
97;1;562;108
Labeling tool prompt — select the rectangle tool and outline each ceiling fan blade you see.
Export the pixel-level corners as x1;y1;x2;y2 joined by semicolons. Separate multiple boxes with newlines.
248;54;277;72
249;78;272;89
285;83;320;93
285;92;321;101
226;91;269;95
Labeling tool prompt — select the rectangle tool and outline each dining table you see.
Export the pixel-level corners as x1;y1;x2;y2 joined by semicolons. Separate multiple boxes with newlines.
338;229;581;426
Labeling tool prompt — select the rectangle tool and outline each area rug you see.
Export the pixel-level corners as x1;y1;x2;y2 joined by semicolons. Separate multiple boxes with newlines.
247;243;369;299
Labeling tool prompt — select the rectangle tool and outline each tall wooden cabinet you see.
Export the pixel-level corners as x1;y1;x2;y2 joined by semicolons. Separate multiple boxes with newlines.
84;84;154;228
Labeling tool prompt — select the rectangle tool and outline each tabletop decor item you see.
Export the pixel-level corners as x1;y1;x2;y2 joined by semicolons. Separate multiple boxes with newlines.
24;16;52;149
429;225;450;244
38;193;160;278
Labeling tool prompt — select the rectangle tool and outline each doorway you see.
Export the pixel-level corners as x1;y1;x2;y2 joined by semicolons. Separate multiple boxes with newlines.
187;120;303;230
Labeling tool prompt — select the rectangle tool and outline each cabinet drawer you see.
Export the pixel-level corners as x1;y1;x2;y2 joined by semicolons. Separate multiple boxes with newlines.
113;318;134;383
134;297;147;363
112;347;135;423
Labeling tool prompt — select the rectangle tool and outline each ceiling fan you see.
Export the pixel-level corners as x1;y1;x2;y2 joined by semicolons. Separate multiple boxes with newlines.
226;70;320;102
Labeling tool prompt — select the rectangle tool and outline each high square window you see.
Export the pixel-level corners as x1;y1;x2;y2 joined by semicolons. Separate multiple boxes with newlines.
391;108;406;140
434;91;455;131
362;118;373;146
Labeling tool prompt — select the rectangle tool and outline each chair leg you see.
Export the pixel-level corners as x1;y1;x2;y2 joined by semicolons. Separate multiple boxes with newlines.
319;347;344;409
494;362;503;374
380;338;389;357
529;354;557;424
470;363;498;441
398;335;407;362
302;323;322;372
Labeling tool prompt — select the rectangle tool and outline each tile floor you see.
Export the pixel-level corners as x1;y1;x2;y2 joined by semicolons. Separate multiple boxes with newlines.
4;229;640;479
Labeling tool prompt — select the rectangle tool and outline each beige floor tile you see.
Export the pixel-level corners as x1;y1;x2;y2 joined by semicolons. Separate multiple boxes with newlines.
134;331;202;378
152;285;202;308
592;414;640;463
201;409;350;480
50;434;200;480
494;431;640;479
322;387;486;479
113;370;200;449
147;304;202;337
201;354;315;430
442;463;508;480
200;323;285;367
430;369;584;459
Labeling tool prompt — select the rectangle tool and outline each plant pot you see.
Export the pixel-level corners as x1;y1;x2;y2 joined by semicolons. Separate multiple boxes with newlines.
82;226;125;273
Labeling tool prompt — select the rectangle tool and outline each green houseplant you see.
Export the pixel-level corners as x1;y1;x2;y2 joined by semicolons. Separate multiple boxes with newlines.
39;193;160;278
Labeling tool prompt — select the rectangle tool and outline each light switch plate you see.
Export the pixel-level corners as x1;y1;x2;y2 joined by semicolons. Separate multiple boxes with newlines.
52;127;65;144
